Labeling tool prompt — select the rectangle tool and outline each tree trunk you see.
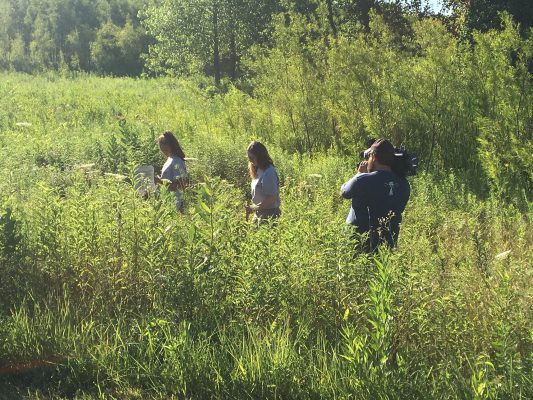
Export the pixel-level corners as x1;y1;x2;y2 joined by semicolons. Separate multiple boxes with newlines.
325;0;337;38
212;1;221;86
359;0;376;32
229;21;237;80
427;81;439;170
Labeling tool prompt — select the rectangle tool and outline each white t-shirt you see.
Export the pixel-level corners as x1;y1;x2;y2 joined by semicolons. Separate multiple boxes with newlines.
161;156;187;208
251;164;280;209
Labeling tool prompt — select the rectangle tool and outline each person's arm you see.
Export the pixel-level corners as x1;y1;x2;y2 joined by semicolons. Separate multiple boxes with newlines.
168;177;188;192
258;168;279;209
340;161;367;198
340;177;358;199
245;194;277;212
245;167;279;213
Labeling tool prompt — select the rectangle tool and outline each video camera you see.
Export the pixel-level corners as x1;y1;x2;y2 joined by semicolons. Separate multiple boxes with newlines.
360;138;418;177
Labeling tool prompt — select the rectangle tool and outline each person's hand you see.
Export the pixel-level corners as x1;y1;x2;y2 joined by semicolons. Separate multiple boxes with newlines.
168;181;179;191
358;161;368;174
244;204;255;220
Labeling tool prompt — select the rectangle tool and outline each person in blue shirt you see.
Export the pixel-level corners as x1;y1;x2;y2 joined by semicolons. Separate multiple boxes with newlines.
340;139;410;253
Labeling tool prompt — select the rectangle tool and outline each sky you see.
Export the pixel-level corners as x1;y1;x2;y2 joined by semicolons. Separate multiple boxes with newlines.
386;1;444;13
425;0;443;13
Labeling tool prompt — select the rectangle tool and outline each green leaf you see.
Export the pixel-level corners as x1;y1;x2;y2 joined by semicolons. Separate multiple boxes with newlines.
200;201;211;214
343;308;350;321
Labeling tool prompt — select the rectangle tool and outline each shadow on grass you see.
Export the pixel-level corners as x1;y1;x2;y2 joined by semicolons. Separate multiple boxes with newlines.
0;358;99;400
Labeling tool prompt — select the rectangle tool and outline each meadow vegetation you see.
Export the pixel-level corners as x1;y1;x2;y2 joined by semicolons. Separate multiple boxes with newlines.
0;6;532;400
0;69;531;398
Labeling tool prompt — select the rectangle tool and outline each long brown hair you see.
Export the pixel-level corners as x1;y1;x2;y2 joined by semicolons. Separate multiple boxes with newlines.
247;141;273;179
159;131;185;159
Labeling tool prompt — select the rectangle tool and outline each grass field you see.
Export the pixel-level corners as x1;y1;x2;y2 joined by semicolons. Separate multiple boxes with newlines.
0;73;531;399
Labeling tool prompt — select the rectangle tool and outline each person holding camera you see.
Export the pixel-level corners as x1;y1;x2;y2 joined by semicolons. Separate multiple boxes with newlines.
340;138;410;253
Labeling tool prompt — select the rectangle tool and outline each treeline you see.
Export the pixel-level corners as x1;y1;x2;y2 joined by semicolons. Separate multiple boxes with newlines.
0;0;150;75
224;11;532;203
1;1;532;78
142;0;533;84
141;0;532;203
0;0;531;202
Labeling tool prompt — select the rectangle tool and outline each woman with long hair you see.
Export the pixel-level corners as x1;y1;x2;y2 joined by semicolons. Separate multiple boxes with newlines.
244;141;281;223
155;131;188;211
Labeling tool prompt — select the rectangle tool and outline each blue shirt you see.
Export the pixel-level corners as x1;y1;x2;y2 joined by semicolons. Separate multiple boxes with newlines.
341;170;410;247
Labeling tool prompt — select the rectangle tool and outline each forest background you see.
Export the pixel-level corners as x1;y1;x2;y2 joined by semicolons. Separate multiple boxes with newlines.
0;0;532;399
1;0;532;199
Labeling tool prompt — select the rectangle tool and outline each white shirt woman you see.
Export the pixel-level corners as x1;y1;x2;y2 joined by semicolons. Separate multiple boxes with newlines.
245;141;281;222
155;131;188;211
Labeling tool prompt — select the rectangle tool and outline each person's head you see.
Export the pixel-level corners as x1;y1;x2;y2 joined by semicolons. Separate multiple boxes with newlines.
247;141;273;178
367;138;395;172
159;131;185;159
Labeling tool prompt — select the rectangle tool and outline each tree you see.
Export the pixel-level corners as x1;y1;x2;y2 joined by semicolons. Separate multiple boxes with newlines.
0;0;150;75
30;13;57;69
91;21;123;74
9;35;30;71
141;0;281;84
140;0;213;78
0;1;11;68
91;18;148;76
117;17;151;75
443;0;533;34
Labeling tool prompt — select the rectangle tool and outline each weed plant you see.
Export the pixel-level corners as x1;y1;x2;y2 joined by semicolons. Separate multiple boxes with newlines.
0;73;531;399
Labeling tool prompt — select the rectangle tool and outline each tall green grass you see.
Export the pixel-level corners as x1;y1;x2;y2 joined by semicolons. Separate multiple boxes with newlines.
0;73;531;399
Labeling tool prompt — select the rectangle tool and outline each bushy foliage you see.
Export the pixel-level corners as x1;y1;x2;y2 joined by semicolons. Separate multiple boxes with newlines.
0;73;531;399
0;0;150;75
244;11;532;203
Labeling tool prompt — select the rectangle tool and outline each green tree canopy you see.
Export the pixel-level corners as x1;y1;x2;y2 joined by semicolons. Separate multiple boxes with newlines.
0;0;150;75
141;0;281;83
